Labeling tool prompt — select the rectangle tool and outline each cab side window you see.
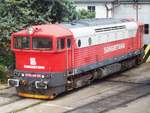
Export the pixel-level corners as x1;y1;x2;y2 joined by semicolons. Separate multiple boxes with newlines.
57;38;65;50
67;38;71;48
144;24;149;34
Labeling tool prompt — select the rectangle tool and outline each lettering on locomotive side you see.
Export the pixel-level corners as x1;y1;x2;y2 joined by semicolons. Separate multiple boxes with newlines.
24;65;45;69
24;57;45;69
104;43;125;54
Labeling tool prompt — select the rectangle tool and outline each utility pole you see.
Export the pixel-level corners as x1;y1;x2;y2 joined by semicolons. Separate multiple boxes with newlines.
105;0;120;18
134;0;139;21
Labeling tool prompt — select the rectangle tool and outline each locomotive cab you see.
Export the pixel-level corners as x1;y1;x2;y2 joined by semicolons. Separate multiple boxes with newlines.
8;25;74;99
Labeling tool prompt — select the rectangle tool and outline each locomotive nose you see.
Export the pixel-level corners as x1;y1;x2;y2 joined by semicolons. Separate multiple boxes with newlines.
8;78;48;90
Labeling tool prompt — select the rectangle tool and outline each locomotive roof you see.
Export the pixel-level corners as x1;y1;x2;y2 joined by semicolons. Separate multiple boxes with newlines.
13;18;136;38
13;24;72;37
63;18;137;38
74;0;115;3
62;18;134;28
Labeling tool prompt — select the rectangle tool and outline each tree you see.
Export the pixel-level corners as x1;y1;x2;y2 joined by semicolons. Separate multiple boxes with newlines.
0;0;77;40
0;0;77;80
77;9;95;19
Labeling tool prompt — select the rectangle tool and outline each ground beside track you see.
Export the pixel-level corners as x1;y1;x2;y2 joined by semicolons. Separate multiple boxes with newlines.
0;63;150;113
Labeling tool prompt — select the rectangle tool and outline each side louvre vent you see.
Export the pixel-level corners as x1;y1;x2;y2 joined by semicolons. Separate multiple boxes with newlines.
95;25;126;32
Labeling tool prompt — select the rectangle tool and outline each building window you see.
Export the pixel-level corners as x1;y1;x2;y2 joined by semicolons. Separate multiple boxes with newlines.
144;24;149;34
87;6;95;12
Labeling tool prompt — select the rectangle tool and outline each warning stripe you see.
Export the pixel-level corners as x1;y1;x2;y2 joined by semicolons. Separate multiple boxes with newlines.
146;55;150;62
143;45;150;62
143;45;150;58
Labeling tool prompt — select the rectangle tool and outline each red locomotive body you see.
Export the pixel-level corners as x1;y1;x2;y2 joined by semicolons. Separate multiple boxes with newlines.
8;19;144;99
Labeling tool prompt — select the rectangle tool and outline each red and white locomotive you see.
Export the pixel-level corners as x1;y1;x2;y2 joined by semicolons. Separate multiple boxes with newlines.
8;18;144;99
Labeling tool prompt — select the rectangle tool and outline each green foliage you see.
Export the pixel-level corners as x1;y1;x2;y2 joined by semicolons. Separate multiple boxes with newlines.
77;9;95;19
0;64;8;82
0;0;77;41
0;43;14;81
0;0;77;81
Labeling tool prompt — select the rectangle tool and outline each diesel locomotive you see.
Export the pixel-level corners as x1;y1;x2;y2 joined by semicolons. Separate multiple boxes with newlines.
8;18;144;99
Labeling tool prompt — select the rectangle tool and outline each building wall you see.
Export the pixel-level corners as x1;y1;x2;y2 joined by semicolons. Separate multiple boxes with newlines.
113;4;150;44
75;3;112;18
75;2;150;44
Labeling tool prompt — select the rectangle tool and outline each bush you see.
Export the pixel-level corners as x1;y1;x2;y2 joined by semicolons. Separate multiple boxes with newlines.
0;43;15;82
77;9;95;19
0;64;8;83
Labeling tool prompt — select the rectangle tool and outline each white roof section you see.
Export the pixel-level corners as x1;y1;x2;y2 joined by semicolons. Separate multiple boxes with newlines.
63;18;138;38
74;0;150;3
74;0;115;3
64;19;138;48
70;22;137;38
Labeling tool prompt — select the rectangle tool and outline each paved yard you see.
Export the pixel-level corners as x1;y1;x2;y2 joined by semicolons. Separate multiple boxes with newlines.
0;63;150;113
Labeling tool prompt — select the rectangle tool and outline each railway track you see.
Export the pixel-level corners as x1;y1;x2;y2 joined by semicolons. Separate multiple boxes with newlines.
16;80;147;113
0;81;134;113
0;87;21;106
0;80;149;113
63;64;150;113
0;87;44;113
65;73;150;113
0;63;149;113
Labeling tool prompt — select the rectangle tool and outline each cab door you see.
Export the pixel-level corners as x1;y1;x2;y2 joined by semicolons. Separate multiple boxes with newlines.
66;37;73;76
138;25;144;48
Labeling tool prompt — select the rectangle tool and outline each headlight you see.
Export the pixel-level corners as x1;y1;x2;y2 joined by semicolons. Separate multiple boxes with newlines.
21;73;25;77
41;75;45;78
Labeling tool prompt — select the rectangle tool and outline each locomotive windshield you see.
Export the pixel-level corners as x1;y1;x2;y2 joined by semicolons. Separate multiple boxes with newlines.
32;37;52;50
14;37;30;49
14;37;53;50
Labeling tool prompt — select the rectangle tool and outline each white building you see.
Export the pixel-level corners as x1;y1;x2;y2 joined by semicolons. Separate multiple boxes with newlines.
74;0;150;44
74;0;114;18
112;0;150;44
